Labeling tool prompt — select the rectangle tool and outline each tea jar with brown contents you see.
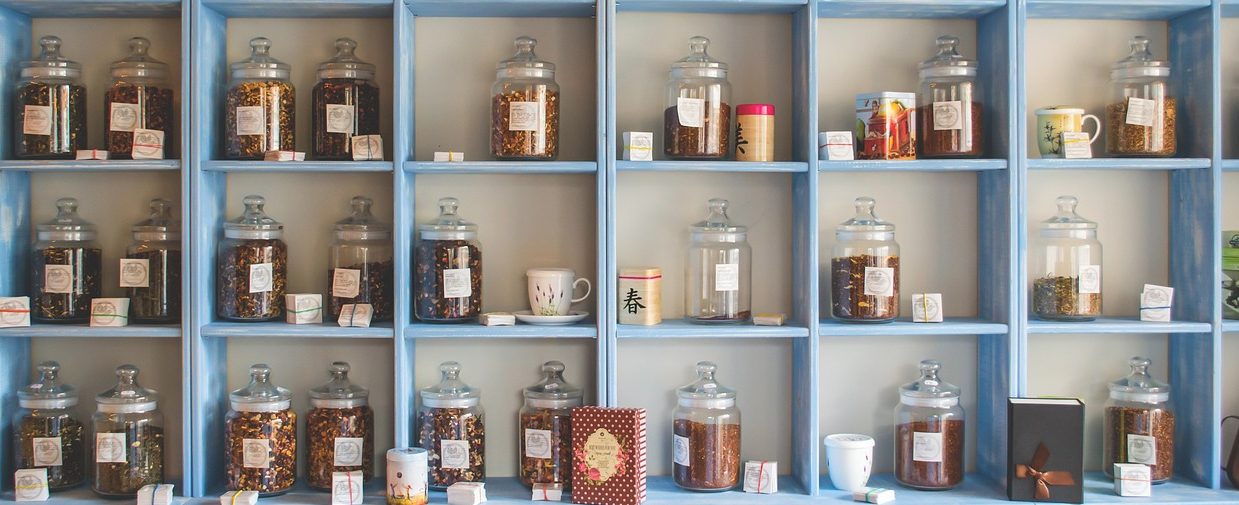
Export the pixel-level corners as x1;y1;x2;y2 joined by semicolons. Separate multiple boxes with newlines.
307;362;374;490
1107;36;1175;157
225;364;297;496
217;195;287;321
91;365;164;498
418;361;485;490
673;361;741;492
491;36;559;160
894;359;965;490
313;38;381;160
665;36;732;160
685;199;751;324
415;198;482;323
126;198;181;324
519;361;583;490
225;37;294;159
917;36;982;158
329;196;393;321
105;37;174;159
831;197;899;323
32;198;101;323
13;361;85;491
1104;357;1174;483
14;35;86;159
1032;196;1102;321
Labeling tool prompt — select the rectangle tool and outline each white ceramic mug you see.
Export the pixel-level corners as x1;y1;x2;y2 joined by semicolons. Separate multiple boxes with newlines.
527;268;592;316
824;433;875;492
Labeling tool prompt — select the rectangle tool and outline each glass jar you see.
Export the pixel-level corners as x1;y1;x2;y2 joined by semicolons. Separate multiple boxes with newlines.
1107;36;1175;157
415;198;482;323
917;36;981;158
664;36;731;160
105;37;174;159
225;364;296;496
14;35;86;159
217;195;287;321
127;198;181;324
491;36;559;160
91;365;164;498
33;198;101;323
519;361;582;490
329;196;393;321
418;361;484;490
685;198;751;324
832;197;900;322
313;38;380;161
225;37;294;159
1032;196;1102;321
1103;357;1174;483
307;362;375;490
13;361;85;491
673;362;741;492
895;359;965;490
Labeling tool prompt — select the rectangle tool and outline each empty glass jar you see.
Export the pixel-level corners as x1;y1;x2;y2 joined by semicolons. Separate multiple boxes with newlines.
92;365;163;498
519;361;582;490
1032;196;1102;321
665;36;731;160
418;361;484;490
13;361;85;491
1107;36;1175;157
217;195;287;321
329;196;393;321
917;35;981;158
225;37;294;159
895;359;965;490
1104;357;1174;484
127;198;181;324
14;35;86;159
832;197;900;322
33;198;101;323
491;36;559;160
307;362;375;490
225;364;296;496
415;198;482;322
106;37;174;159
313;38;380;160
685;198;750;324
673;362;741;492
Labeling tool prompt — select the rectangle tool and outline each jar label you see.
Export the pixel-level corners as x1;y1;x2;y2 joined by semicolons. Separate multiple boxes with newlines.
23;105;52;136
440;439;470;469
31;437;62;467
912;431;943;463
120;258;150;288
443;268;472;299
243;438;271;468
714;263;740;292
932;101;964;131
95;432;127;463
132;128;165;160
1125;97;1156;127
863;267;895;297
326;104;355;134
1078;265;1100;294
525;428;553;459
109;102;140;132
332;268;361;298
673;434;690;467
1127;434;1157;465
250;263;274;293
43;265;74;294
508;102;540;132
236;106;266;136
334;437;364;467
677;98;705;128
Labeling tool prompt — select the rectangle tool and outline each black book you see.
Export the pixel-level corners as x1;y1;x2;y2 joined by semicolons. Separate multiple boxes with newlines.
1007;398;1085;503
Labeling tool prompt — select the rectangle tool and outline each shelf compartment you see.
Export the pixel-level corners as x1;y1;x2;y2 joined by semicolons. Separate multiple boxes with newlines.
0;324;180;338
201;321;395;339
1027;158;1211;171
820;317;1008;336
1027;317;1211;334
0;160;180;172
0;0;181;17
201;0;393;17
616;0;806;14
1027;0;1211;20
618;319;809;338
405;161;597;174
202;161;394;173
818;0;1005;19
406;0;596;17
616;160;809;173
819;159;1007;172
405;321;597;339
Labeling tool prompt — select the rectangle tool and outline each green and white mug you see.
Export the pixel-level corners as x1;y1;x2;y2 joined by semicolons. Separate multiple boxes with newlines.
1035;106;1100;158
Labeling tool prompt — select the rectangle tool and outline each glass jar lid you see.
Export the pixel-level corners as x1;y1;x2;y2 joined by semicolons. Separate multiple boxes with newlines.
691;198;746;242
230;364;292;412
837;196;895;235
96;364;158;414
677;361;736;409
1109;356;1170;403
231;37;291;80
132;198;180;242
919;35;976;79
1040;195;1096;233
335;196;389;241
21;36;81;80
524;361;583;409
420;361;480;408
18;361;78;409
496;36;554;80
309;361;369;408
111;37;167;80
225;195;284;240
899;360;960;408
670;36;727;80
419;197;478;241
38;197;96;242
1111;36;1169;80
318;38;375;80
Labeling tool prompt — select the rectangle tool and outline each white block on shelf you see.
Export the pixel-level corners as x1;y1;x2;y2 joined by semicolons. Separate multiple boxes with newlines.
0;296;32;328
90;298;130;327
285;294;323;324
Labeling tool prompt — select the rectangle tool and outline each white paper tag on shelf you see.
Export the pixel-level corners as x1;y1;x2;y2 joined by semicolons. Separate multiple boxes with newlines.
76;149;109;160
1125;97;1156;127
351;135;383;161
912;293;943;323
23;105;52;136
13;468;49;502
863;267;895;297
1078;265;1101;294
1126;434;1157;465
242;438;271;469
525;429;553;459
236;106;265;135
286;294;323;324
95;433;127;463
90;298;129;327
433;151;465;162
110;102;140;132
31;437;62;467
714;263;739;292
249;263;274;293
119;258;150;288
334;437;364;467
743;460;778;494
1141;284;1174;308
0;297;31;328
509;101;540;131
912;432;944;463
326;104;355;134
673;434;690;466
332;268;361;298
332;471;364;505
932;101;964;131
677;97;705;127
338;304;373;328
443;268;472;298
1062;132;1092;159
132;129;165;160
822;131;855;161
1140;307;1170;322
622;131;654;161
440;439;470;469
43;265;73;294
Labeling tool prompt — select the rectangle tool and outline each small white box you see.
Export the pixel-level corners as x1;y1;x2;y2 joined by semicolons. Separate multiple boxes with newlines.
753;313;785;326
912;293;944;323
853;487;895;504
263;150;306;161
1140;284;1174;322
434;151;465;162
1061;132;1092;159
743;460;777;494
14;468;49;501
351;135;384;161
90;298;130;327
0;296;32;328
338;303;373;328
531;483;563;501
447;482;486;505
285;294;323;324
332;471;365;505
137;484;174;505
820;131;855;161
75;149;109;160
219;490;258;505
1113;463;1151;497
131;129;165;160
480;312;515;326
622;132;654;161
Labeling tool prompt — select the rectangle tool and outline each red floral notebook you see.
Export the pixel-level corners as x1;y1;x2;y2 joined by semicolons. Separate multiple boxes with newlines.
571;407;647;505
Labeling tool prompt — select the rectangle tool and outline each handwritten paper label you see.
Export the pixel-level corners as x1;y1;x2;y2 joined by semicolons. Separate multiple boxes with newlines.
332;268;361;298
120;258;150;287
913;432;943;463
715;263;739;292
43;265;73;294
249;263;273;293
509;102;539;131
673;434;690;466
334;437;364;467
236;106;265;135
24;106;51;136
1078;265;1101;294
110;103;140;132
243;439;270;469
932;101;963;130
32;438;62;467
96;433;127;463
440;439;470;469
326;104;355;134
443;268;472;298
525;429;553;459
863;267;895;297
677;97;704;128
1125;97;1156;127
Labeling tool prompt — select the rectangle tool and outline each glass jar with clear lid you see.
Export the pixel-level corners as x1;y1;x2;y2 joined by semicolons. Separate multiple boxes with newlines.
33;198;101;323
673;361;741;492
415;198;482;322
1107;36;1175;157
1103;357;1174;483
307;362;375;490
1032;196;1101;321
225;364;297;495
217;195;287;321
13;361;85;491
313;38;380;160
92;365;164;498
665;36;732;160
106;37;174;159
418;361;484;490
225;37;294;159
918;36;982;158
127;198;181;324
832;197;900;322
686;198;751;324
492;36;559;160
519;361;582;490
329;196;393;321
14;35;86;159
895;359;965;490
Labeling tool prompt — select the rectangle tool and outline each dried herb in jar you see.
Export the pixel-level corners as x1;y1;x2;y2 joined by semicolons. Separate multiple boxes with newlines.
308;405;374;490
313;79;380;160
225;409;297;495
664;103;730;159
93;423;163;496
328;261;393;322
128;249;181;324
1105;406;1174;482
491;89;559;160
105;85;174;159
519;409;572;489
217;240;287;321
17;413;85;489
418;408;484;489
917;102;983;158
673;419;741;490
1106;97;1176;156
1033;276;1101;319
831;254;899;321
32;246;101;323
15;82;87;159
225;81;295;160
414;240;481;322
896;419;964;489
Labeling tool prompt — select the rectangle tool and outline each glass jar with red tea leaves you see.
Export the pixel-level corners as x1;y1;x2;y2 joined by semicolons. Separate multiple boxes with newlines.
894;359;965;490
673;361;741;492
415;198;482;323
307;362;374;490
418;362;485;490
106;37;174;159
519;361;582;490
313;38;380;160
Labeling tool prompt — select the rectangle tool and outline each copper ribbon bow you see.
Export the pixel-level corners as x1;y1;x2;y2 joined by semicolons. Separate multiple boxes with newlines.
1015;442;1076;500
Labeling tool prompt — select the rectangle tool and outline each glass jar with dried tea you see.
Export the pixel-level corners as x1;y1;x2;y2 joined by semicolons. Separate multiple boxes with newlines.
415;198;482;323
673;361;741;492
91;365;163;498
832;197;899;323
225;364;297;496
1107;36;1175;157
685;198;751;324
313;38;380;160
1032;196;1102;321
13;361;85;491
329;196;393;321
217;195;287;321
917;35;982;158
225;37;294;159
665;36;732;160
307;362;374;490
519;361;582;490
1104;357;1175;483
14;35;86;159
33;198;101;323
491;36;559;160
418;361;485;490
895;359;965;490
106;37;174;159
126;198;181;324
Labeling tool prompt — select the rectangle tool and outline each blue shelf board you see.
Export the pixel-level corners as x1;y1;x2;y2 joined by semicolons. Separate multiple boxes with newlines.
201;0;394;18
819;472;1225;504
404;161;598;174
1225;1;1239;18
0;160;180;172
0;0;180;17
1221;159;1239;172
0;324;180;338
406;0;596;17
202;160;393;173
818;159;1007;172
818;0;1004;19
819;317;1009;336
201;321;394;339
405;321;597;339
616;160;809;173
1027;0;1210;19
617;319;810;338
195;482;385;505
617;0;806;14
1027;317;1211;334
1026;158;1210;171
643;475;810;503
1223;320;1239;333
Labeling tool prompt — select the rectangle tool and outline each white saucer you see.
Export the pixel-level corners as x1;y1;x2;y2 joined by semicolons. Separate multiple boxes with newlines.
514;310;590;326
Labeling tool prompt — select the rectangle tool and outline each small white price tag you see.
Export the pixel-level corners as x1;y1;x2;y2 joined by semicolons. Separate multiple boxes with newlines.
23;105;52;136
325;104;355;134
110;103;140;132
332;268;361;298
525;429;553;459
1125;97;1156;127
95;433;127;463
677;97;705;128
673;434;690;466
440;439;470;469
249;263;274;293
509;102;540;131
334;437;364;467
912;431;944;463
443;268;472;298
714;263;739;292
31;437;62;467
1078;265;1101;294
1062;132;1093;159
1127;434;1157;465
863;267;895;297
242;439;271;469
120;258;150;288
236;106;265;135
932;101;964;131
43;265;73;294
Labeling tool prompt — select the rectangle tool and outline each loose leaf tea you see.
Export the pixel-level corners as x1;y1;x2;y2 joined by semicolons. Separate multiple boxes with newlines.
92;422;163;497
896;419;964;489
32;246;102;323
1106;97;1176;156
224;81;295;159
1104;406;1174;482
414;240;481;322
225;409;297;495
831;254;899;321
519;409;572;490
128;249;181;324
16;413;85;490
673;419;741;490
664;103;730;159
217;239;287;321
491;88;559;160
15;82;87;159
307;405;374;490
328;261;393;322
104;85;174;159
313;79;380;160
417;407;484;490
917;102;983;158
1033;276;1101;319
